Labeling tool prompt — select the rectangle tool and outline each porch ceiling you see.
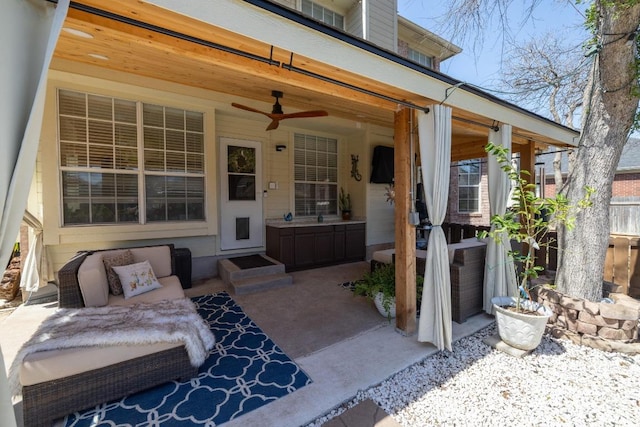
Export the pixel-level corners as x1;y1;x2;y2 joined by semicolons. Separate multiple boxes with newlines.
51;0;578;161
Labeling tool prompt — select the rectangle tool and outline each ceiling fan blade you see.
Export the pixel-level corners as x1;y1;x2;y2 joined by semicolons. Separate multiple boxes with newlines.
266;119;280;131
281;110;329;119
231;103;271;117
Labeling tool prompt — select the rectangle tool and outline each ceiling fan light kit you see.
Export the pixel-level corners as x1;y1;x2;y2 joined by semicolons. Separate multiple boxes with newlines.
231;90;328;131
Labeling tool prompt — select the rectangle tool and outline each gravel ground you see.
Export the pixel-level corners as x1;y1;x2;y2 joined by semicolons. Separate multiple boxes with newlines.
307;324;640;426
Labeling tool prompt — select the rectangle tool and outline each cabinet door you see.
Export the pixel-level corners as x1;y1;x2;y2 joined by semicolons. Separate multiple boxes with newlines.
315;229;334;264
345;224;366;260
266;227;295;270
334;225;346;261
295;231;316;267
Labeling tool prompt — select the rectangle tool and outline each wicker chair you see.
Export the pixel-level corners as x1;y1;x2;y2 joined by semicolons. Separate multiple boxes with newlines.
21;245;198;427
370;243;486;323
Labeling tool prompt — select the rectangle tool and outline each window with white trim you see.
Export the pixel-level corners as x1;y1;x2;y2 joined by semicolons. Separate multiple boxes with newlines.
301;0;344;29
58;89;205;225
457;159;481;213
408;48;434;68
294;133;338;216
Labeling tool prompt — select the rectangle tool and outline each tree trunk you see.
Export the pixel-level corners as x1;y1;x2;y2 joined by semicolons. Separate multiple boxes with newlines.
556;1;640;301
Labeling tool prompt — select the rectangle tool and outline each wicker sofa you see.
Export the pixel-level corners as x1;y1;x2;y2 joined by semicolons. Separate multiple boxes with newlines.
371;238;487;323
19;244;198;427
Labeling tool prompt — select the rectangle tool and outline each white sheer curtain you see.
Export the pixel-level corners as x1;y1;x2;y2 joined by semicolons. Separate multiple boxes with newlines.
20;211;53;293
417;105;452;351
0;1;69;424
483;124;518;313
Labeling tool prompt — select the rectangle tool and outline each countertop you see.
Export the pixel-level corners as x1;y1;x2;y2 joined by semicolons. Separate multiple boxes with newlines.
266;217;366;228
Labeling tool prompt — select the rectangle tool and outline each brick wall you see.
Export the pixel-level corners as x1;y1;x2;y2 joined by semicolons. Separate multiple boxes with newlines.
397;39;409;58
544;172;640;198
445;162;491;226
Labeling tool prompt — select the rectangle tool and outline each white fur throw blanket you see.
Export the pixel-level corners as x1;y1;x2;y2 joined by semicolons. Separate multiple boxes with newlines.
9;298;215;395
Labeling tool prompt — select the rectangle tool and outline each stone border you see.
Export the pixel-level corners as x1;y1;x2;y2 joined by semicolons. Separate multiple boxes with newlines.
531;286;640;355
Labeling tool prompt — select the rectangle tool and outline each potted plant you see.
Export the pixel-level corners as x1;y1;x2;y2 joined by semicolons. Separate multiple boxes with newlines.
339;187;352;220
353;263;424;321
480;142;593;351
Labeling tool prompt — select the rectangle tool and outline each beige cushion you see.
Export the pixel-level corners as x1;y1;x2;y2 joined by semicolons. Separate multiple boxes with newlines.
448;239;487;264
108;275;184;307
102;250;134;295
77;253;109;307
130;245;172;278
20;341;181;386
372;249;428;264
112;260;163;299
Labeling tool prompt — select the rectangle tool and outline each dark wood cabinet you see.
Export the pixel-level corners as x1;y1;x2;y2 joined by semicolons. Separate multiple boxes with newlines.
266;226;294;267
345;224;366;260
266;222;365;271
334;225;346;260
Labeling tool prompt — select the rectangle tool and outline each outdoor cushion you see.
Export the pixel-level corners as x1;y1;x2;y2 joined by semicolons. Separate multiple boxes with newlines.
130;245;172;278
112;260;162;299
102;250;134;295
108;275;184;307
20;341;181;386
77;253;109;307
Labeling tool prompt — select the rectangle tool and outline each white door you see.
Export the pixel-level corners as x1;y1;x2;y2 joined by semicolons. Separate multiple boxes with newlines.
220;138;263;250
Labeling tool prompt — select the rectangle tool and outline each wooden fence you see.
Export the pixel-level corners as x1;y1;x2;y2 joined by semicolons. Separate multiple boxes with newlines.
442;223;640;298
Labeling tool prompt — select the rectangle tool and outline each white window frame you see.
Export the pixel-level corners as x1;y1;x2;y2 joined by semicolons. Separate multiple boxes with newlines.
457;159;481;213
408;48;434;68
293;132;339;217
40;72;217;245
300;0;345;30
57;89;206;226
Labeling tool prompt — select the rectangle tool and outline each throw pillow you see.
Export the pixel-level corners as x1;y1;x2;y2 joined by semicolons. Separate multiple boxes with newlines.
111;260;163;299
102;250;134;295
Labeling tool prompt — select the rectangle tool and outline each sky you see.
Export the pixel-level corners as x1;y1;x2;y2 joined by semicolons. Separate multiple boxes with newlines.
397;0;590;98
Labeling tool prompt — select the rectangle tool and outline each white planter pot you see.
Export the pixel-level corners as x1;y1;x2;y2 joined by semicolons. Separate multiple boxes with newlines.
491;296;552;351
374;293;396;318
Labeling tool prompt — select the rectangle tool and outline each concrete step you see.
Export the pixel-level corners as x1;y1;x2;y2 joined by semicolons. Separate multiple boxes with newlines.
218;254;285;283
230;273;293;295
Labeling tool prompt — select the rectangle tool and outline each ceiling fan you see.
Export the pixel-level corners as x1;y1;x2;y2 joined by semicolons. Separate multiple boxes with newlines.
231;90;328;131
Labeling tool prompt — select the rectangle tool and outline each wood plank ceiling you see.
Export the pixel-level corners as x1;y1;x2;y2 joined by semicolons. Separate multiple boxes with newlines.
52;0;569;161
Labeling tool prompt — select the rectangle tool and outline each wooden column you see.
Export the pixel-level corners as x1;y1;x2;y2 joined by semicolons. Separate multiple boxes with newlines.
394;107;417;335
520;140;536;187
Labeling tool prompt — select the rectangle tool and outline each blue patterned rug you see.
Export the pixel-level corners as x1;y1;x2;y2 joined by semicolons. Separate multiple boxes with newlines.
63;292;312;426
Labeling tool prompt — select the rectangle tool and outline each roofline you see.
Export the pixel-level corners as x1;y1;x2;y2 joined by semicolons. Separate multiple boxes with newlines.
397;15;462;61
243;0;578;138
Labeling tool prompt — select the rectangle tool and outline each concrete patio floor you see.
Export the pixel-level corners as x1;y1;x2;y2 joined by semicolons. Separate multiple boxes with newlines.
1;261;494;427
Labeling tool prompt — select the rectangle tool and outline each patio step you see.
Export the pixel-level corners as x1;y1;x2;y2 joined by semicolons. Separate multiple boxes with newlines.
230;272;293;295
218;254;293;295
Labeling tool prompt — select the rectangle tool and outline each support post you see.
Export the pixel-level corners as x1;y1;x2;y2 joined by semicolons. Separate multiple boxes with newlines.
394;107;417;334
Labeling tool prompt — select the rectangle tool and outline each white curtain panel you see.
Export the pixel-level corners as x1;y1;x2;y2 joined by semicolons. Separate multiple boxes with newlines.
20;211;54;293
0;1;69;425
483;124;518;314
417;105;452;351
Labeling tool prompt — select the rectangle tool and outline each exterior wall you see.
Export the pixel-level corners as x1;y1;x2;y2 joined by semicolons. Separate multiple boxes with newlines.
345;1;364;38
544;172;640;198
445;161;491;226
274;0;296;8
611;172;640;197
397;39;409;58
365;0;397;51
37;62;375;276
365;126;395;246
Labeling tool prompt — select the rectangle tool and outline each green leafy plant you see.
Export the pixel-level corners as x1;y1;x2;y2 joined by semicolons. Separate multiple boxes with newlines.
353;263;424;321
479;142;594;312
339;187;351;212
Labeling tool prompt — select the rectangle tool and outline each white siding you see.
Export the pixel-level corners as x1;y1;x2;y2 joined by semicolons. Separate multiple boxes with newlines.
271;0;296;9
345;2;363;38
365;125;395;246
